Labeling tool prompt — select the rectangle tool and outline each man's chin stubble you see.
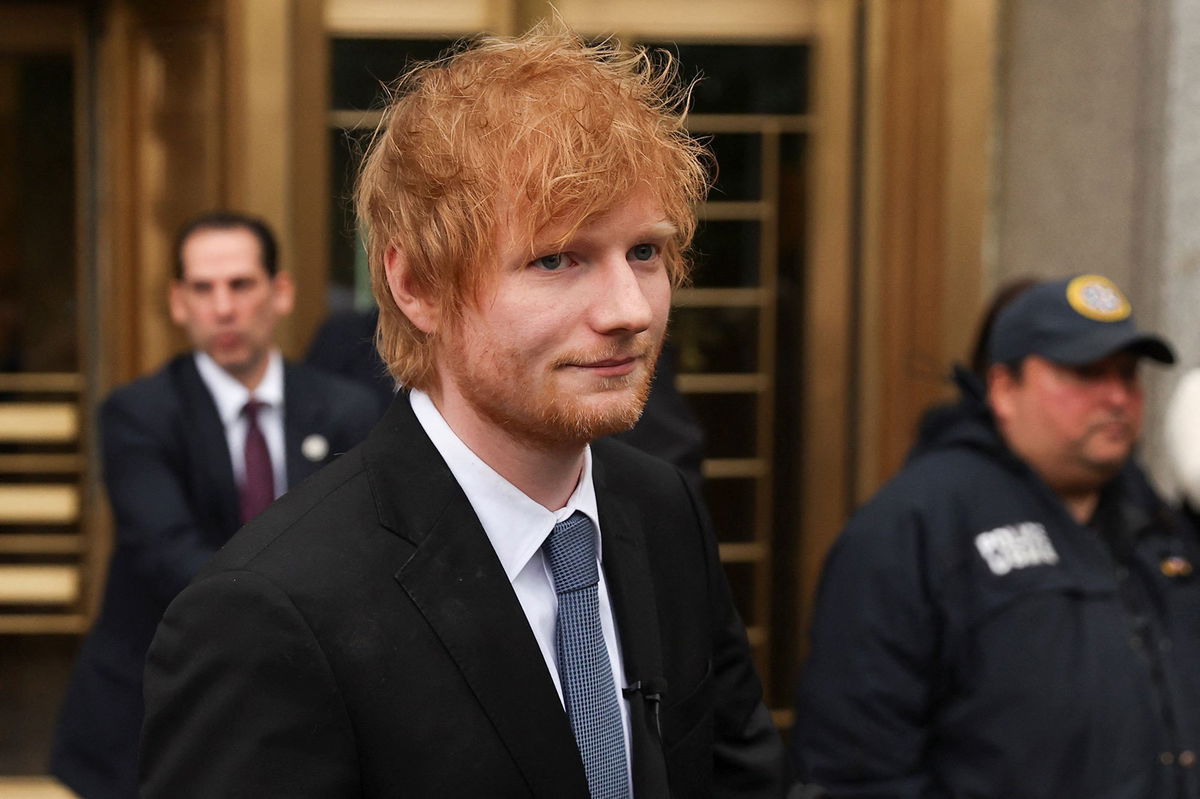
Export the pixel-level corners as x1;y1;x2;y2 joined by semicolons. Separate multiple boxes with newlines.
509;379;653;450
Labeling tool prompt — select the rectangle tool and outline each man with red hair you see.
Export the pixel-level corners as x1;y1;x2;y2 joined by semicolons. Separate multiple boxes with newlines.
141;25;791;798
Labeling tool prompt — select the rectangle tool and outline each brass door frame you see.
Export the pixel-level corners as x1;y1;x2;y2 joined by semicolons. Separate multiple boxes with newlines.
0;1;100;630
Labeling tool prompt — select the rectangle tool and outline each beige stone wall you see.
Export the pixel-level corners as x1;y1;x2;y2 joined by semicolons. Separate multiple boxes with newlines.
993;0;1160;298
990;0;1183;485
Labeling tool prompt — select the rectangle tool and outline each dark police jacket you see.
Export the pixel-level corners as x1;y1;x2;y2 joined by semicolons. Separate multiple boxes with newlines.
794;370;1200;799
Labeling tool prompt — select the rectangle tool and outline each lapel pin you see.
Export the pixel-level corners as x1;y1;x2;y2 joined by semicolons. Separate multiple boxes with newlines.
302;434;329;462
1161;555;1193;578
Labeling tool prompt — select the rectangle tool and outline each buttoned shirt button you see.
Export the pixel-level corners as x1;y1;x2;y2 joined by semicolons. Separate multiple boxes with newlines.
1179;750;1196;768
1161;752;1176;766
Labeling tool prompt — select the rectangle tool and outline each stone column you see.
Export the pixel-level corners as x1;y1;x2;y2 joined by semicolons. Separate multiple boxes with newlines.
991;0;1190;486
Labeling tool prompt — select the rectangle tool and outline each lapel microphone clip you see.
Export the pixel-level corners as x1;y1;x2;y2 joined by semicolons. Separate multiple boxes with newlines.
623;679;668;739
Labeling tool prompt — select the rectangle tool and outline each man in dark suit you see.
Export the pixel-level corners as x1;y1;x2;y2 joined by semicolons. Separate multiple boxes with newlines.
141;27;791;798
51;211;379;799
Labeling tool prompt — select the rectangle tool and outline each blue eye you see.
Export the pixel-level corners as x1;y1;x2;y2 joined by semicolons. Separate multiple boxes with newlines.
534;253;567;271
629;244;658;262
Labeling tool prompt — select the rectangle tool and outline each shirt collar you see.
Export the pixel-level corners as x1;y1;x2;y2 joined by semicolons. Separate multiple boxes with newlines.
194;349;284;426
408;388;601;583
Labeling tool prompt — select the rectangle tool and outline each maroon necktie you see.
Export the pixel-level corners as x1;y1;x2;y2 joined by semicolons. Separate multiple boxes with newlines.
240;399;275;524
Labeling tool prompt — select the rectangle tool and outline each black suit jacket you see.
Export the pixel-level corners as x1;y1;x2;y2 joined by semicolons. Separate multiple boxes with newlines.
51;354;380;799
140;395;789;797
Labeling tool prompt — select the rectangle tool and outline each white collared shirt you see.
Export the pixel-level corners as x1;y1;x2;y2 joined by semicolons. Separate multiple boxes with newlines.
194;350;287;498
409;389;633;775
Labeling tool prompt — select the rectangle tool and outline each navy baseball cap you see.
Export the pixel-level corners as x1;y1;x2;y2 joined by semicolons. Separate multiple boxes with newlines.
988;274;1175;367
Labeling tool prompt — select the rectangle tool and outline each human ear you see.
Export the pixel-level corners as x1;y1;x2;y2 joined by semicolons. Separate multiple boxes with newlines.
270;271;296;316
385;245;438;334
167;281;187;326
987;363;1016;423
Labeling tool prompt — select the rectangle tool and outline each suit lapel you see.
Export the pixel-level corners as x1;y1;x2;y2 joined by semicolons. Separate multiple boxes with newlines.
593;453;670;797
173;355;240;536
282;363;324;487
365;398;590;798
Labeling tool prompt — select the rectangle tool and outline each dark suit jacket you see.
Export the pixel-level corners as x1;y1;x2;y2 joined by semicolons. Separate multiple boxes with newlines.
51;354;380;799
140;395;789;798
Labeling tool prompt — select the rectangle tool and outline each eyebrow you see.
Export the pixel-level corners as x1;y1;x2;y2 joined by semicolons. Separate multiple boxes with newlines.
525;218;679;258
565;220;678;247
641;221;678;240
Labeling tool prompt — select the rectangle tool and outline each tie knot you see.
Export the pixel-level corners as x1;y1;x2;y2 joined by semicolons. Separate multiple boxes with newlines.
243;398;265;421
544;511;598;594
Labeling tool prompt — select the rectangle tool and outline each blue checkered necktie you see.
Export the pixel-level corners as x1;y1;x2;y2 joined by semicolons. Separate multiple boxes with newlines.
543;511;631;799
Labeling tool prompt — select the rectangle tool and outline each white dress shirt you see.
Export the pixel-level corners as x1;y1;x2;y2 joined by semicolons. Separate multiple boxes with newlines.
409;389;633;777
194;350;287;498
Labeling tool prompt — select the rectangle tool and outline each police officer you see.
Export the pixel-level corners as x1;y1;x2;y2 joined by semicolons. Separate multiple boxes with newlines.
794;274;1200;799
